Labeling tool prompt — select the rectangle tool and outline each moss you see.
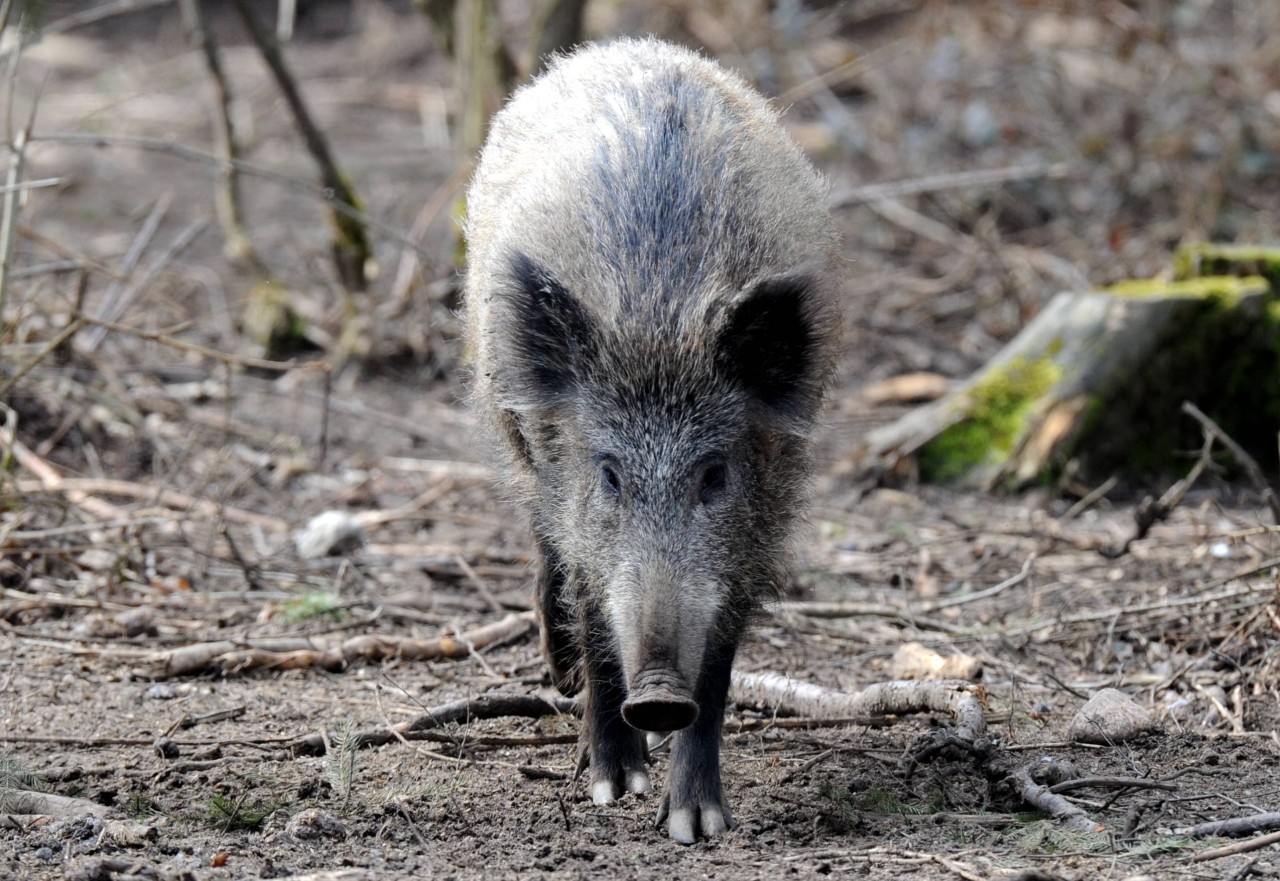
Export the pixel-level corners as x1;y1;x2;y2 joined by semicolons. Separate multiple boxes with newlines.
1103;274;1268;302
327;171;373;294
918;356;1061;483
241;280;308;358
1173;242;1280;292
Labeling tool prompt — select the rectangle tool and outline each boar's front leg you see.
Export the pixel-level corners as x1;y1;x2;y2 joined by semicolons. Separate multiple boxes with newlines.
656;637;737;844
582;605;653;804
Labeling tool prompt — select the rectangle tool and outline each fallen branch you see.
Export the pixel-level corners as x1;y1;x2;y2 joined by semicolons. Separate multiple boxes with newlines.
1178;811;1280;839
729;671;987;744
287;691;577;757
1188;829;1280;863
138;611;535;679
1008;765;1104;834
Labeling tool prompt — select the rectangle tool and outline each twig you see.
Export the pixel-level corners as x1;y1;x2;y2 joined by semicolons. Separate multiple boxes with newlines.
0;92;27;339
79;314;313;372
1064;475;1119;519
1188;829;1280;863
386;162;471;316
454;552;504;614
8;438;131;521
87;217;210;352
1047;776;1178;795
82;192;171;351
1182;401;1280;525
830;162;1071;207
1105;427;1215;558
286;689;576;757
27;133;424;259
178;0;262;270
42;0;175;36
317;364;332;470
12;467;286;532
929;553;1035;611
225;0;371;292
0;317;84;400
18;224;127;282
774;554;1033;618
218;518;265;592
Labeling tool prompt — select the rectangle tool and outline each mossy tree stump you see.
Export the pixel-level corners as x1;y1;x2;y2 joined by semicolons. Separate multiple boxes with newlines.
855;244;1280;489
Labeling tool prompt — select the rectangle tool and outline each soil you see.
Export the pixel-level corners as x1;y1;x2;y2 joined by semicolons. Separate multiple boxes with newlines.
3;2;1280;880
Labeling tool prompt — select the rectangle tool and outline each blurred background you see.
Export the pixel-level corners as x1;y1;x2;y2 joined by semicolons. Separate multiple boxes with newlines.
2;6;1280;876
11;1;1279;397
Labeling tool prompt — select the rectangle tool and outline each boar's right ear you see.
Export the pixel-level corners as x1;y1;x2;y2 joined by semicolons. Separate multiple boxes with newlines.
718;273;824;424
502;252;597;407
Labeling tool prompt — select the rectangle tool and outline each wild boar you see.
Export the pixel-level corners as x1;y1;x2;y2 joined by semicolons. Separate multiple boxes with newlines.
464;37;839;843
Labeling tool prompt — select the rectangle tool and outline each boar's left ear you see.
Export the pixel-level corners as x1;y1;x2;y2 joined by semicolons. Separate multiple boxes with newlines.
503;251;597;408
717;273;824;423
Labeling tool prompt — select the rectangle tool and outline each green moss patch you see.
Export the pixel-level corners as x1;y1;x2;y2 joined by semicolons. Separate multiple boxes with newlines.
1104;274;1269;302
1173;243;1280;292
919;356;1061;483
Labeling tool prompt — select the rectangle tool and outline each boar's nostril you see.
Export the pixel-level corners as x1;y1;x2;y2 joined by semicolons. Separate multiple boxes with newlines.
622;686;699;732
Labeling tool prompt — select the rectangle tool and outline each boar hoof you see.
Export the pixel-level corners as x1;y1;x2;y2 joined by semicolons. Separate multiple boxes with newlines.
591;768;653;804
656;793;733;844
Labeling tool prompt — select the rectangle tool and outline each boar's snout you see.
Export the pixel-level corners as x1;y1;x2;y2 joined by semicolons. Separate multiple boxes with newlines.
622;668;699;732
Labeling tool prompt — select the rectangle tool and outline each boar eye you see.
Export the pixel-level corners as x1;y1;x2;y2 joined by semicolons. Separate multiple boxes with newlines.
600;463;621;498
699;462;727;505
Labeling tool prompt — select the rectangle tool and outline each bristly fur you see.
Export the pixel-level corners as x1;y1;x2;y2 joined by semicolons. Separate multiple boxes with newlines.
462;37;841;841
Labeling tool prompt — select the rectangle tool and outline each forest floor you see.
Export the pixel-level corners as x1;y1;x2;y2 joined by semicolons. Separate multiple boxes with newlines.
3;2;1280;879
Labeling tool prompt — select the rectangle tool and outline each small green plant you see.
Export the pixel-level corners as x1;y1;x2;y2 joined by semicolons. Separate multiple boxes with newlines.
324;719;361;808
205;792;280;831
818;782;932;832
1009;820;1111;854
0;755;46;793
281;591;343;622
124;792;160;819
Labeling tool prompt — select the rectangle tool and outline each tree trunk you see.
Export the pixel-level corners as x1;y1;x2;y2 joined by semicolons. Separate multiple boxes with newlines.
852;252;1278;489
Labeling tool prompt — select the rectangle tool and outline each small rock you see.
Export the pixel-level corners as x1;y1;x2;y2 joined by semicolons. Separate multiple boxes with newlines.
293;511;364;559
1068;688;1158;744
145;683;194;701
285;808;346;840
1029;756;1078;786
960;100;998;148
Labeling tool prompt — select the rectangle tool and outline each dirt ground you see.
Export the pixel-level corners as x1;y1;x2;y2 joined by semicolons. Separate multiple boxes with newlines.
3;1;1280;879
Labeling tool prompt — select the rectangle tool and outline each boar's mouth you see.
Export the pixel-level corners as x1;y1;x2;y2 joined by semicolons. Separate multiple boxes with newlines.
622;667;699;732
